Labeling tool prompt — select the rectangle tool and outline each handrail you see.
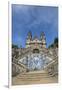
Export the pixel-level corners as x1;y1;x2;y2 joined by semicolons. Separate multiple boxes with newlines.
12;62;28;69
44;58;58;69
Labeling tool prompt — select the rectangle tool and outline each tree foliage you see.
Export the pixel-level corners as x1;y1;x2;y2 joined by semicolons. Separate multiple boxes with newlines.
12;44;18;49
48;37;58;48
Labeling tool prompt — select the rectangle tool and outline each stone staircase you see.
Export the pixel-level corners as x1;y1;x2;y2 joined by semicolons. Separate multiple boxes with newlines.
17;70;48;79
12;70;58;85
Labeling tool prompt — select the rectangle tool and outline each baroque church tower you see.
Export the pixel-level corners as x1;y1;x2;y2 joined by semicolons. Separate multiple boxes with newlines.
26;31;32;48
40;32;46;48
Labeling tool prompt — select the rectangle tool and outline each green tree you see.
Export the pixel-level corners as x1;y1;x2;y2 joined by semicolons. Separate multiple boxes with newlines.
12;44;19;59
48;37;58;48
54;38;58;47
12;44;18;49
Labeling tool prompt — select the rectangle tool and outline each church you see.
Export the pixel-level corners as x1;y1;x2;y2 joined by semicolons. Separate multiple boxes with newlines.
12;31;58;85
26;31;46;48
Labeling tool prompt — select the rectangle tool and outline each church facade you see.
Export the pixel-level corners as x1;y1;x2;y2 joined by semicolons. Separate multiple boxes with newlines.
18;31;47;71
26;31;46;48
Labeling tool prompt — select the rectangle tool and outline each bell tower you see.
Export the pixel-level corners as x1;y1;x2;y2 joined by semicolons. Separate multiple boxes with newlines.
26;31;32;48
40;32;46;48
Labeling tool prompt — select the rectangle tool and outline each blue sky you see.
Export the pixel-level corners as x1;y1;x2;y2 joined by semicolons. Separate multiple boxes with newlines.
12;4;58;48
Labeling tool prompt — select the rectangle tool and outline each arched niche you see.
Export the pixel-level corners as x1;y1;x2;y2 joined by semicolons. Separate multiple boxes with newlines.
33;49;39;53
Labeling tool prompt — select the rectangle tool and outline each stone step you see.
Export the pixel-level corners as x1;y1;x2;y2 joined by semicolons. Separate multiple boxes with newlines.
19;73;48;77
17;76;49;80
12;71;58;85
18;74;48;78
16;70;49;80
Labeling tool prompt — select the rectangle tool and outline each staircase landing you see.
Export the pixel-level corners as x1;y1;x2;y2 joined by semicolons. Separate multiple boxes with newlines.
12;70;58;85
